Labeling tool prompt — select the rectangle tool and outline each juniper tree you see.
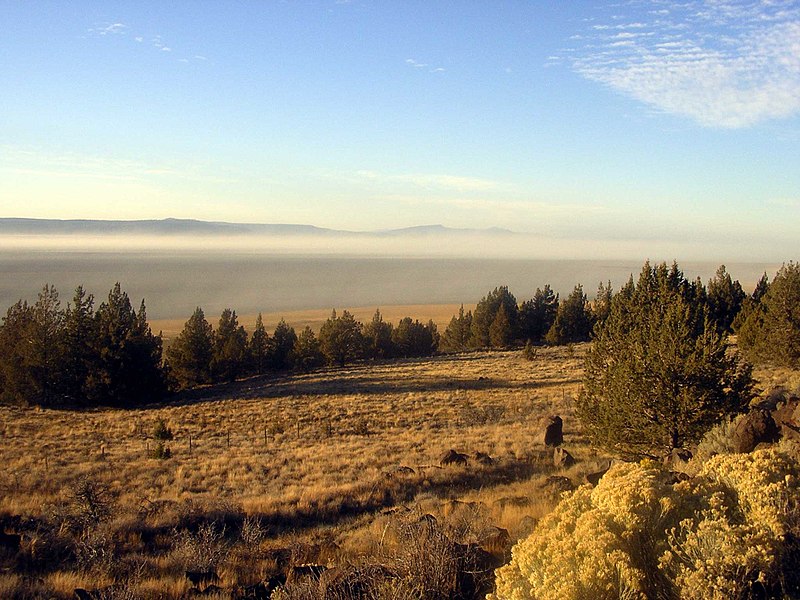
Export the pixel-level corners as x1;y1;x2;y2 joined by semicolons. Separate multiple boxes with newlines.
363;309;395;359
0;300;35;405
439;305;472;353
270;319;297;370
738;262;800;367
706;265;745;334
291;326;325;371
90;284;164;405
319;310;364;367
545;284;593;345
593;280;613;325
248;313;270;375
392;317;437;357
519;285;558;344
62;286;98;404
166;307;214;389
577;261;754;458
211;308;248;382
489;303;513;348
470;286;518;348
27;284;66;405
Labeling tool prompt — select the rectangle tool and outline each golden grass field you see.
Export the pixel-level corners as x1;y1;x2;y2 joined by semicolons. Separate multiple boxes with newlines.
0;345;604;598
151;304;475;344
2;342;794;599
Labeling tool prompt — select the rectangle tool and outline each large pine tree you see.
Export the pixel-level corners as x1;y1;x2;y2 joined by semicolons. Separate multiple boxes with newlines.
248;313;270;375
578;262;754;458
319;310;364;366
166;307;214;389
90;284;164;405
211;308;248;382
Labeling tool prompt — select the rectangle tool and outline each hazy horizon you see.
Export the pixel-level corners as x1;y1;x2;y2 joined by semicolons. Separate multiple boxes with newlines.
0;247;782;322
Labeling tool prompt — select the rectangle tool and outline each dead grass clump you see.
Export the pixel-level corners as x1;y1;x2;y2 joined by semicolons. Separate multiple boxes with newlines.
173;521;229;573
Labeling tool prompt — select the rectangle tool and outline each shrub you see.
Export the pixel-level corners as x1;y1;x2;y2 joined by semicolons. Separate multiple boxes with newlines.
522;341;537;361
153;419;173;441
149;441;171;460
490;449;800;600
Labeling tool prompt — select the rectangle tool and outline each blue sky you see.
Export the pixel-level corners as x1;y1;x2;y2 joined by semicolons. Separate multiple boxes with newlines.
1;1;799;260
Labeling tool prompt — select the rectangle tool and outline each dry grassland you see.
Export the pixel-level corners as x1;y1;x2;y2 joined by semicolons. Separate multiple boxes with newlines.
151;303;474;343
0;345;611;597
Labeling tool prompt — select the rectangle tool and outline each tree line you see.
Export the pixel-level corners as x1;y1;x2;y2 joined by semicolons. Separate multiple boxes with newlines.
0;261;797;407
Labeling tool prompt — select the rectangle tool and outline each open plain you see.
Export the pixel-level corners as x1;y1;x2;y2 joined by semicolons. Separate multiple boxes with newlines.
0;345;605;598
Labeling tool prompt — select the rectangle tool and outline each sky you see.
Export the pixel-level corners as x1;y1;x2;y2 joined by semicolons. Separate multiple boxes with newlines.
1;1;799;261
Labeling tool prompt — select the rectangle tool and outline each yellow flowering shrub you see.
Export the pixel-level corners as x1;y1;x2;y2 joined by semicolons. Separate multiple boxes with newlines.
490;449;800;600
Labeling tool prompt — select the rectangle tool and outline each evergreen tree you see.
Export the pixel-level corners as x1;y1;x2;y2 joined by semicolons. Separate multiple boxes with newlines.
738;262;800;367
518;285;559;344
470;286;518;348
166;307;214;389
752;272;770;303
28;284;66;405
363;309;395;359
439;305;472;353
62;286;98;404
545;284;593;345
593;280;613;325
291;326;325;371
0;300;36;405
91;284;164;405
392;317;437;357
248;313;270;375
270;319;297;370
211;308;248;382
319;310;364;366
578;261;754;458
488;303;513;348
733;272;770;332
707;265;745;334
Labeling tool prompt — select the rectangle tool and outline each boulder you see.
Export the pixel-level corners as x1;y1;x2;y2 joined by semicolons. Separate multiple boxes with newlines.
733;409;780;453
585;466;610;486
544;416;563;447
553;447;575;468
540;475;574;495
440;449;469;466
473;451;494;465
772;397;800;442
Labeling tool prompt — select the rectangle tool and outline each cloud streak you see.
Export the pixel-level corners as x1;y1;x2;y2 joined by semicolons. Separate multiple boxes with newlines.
568;1;800;128
405;58;446;73
88;23;208;64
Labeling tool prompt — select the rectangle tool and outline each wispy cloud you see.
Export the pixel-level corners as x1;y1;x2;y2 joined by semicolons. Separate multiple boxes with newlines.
405;58;446;73
0;146;234;185
353;170;497;192
90;23;127;36
568;1;800;128
88;23;208;64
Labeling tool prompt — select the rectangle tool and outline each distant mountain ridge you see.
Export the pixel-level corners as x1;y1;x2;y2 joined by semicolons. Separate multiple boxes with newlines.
0;218;514;237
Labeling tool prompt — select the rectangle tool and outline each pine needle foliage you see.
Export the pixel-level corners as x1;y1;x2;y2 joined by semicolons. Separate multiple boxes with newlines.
577;261;754;458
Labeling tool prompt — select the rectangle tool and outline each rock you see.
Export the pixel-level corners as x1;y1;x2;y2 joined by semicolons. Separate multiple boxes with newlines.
553;447;575;468
493;495;530;508
733;409;780;453
473;451;494;465
479;526;511;563
540;475;574;495
585;466;610;486
440;449;469;466
544;415;563;447
773;397;800;442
